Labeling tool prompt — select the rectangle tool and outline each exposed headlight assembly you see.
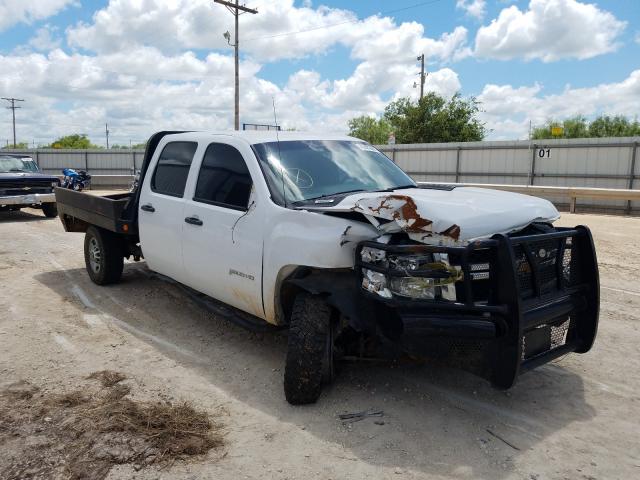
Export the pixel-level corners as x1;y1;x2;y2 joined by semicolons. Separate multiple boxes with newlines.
360;247;462;301
362;268;392;299
360;246;387;264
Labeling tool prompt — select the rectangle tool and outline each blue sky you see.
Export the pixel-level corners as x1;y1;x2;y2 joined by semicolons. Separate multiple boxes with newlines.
0;0;638;145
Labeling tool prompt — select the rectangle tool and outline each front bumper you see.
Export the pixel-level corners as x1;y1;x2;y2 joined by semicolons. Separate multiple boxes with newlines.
1;193;56;206
356;226;599;388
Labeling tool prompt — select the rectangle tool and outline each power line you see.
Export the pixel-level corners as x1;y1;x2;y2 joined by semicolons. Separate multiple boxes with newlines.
2;97;25;147
243;0;447;43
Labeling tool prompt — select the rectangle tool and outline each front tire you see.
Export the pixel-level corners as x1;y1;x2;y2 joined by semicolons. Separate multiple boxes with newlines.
84;226;123;285
42;203;58;218
284;293;334;405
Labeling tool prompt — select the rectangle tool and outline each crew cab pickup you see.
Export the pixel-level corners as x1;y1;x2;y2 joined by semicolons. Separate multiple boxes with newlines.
1;154;60;217
55;131;599;404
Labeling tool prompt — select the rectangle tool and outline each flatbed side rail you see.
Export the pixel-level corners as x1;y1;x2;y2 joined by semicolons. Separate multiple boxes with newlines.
54;187;136;234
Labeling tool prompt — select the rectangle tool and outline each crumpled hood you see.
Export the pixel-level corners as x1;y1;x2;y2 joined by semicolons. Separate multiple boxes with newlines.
305;186;559;245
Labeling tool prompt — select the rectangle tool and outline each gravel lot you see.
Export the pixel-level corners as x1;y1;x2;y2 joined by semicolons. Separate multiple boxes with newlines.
1;206;639;479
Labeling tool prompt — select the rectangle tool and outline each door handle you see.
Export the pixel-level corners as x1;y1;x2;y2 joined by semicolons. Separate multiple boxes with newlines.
141;204;155;212
185;216;203;226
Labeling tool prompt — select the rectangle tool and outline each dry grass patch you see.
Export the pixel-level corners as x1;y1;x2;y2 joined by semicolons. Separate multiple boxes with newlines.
87;370;127;387
0;372;224;480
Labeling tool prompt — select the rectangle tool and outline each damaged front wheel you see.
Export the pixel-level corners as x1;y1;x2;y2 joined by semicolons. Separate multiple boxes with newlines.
284;293;335;405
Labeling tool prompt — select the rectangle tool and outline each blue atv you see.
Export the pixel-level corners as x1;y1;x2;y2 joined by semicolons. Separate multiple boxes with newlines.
61;168;91;191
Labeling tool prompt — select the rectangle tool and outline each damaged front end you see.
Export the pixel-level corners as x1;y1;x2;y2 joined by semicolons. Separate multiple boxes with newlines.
352;194;462;246
292;187;597;388
354;227;599;389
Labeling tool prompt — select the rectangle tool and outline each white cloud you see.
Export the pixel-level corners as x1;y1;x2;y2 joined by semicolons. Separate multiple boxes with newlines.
28;25;62;51
0;0;76;32
0;0;474;143
456;0;487;20
0;39;463;146
284;63;461;115
635;31;640;45
479;70;640;139
391;68;462;102
3;0;635;145
0;47;282;145
475;0;626;62
66;0;470;64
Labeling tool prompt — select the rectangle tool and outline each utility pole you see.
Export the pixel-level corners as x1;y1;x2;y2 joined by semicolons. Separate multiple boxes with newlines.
417;54;426;101
2;97;25;147
105;123;110;149
214;0;258;130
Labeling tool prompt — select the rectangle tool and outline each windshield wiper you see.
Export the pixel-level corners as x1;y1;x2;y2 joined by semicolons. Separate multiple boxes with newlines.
295;189;367;205
373;184;417;193
296;185;417;205
9;168;27;172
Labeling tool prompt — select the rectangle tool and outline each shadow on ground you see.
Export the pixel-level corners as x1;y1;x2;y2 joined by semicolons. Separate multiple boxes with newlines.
0;209;52;223
35;263;596;479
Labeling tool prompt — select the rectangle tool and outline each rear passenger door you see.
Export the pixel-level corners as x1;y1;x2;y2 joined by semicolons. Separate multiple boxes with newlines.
181;141;264;319
139;141;198;283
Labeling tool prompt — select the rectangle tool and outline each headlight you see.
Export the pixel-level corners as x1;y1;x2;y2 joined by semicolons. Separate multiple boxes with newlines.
360;246;386;264
51;181;59;187
362;268;392;298
389;277;457;300
360;247;461;300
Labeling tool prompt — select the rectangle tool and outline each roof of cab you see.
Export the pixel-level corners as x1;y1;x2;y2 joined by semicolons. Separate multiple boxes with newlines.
161;130;359;145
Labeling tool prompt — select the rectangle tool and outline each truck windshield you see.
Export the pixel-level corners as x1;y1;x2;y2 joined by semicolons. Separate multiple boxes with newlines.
0;156;39;173
253;140;415;205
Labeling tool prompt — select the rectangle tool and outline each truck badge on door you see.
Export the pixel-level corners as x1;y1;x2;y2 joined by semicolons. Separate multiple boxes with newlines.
229;269;254;281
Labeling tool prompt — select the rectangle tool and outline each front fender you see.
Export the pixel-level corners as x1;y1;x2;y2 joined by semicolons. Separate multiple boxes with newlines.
262;207;379;324
283;268;371;332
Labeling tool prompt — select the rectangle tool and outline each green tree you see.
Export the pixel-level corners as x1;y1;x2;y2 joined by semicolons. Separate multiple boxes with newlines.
563;116;589;138
110;143;146;149
532;116;587;139
1;142;28;149
533;115;640;139
588;115;640;137
48;134;99;149
347;116;393;144
381;93;485;144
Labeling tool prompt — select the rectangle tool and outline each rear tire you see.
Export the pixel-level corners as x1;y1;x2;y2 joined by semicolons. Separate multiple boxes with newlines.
42;203;58;218
284;293;334;405
84;226;123;285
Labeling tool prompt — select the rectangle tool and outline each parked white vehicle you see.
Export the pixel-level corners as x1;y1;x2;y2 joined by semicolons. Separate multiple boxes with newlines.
56;131;600;404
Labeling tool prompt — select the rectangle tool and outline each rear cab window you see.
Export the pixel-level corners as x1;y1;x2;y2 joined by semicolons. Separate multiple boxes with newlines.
151;141;198;197
193;143;253;211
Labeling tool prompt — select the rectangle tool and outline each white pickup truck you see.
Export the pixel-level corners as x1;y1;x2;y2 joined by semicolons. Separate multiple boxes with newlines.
55;131;600;404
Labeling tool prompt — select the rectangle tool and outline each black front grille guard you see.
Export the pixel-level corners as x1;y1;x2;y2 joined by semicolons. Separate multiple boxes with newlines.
355;226;600;388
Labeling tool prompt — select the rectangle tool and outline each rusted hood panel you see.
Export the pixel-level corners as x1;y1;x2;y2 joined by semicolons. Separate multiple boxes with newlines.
306;187;560;245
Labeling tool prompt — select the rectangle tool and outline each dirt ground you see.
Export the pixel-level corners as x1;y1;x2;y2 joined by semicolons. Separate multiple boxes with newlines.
1;206;639;480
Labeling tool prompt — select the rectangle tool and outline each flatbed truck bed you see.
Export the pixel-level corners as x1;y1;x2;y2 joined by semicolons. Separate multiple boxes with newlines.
55;188;137;234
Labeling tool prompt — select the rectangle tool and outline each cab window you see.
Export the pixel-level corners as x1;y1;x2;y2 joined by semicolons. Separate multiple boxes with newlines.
193;143;252;210
151;141;197;197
